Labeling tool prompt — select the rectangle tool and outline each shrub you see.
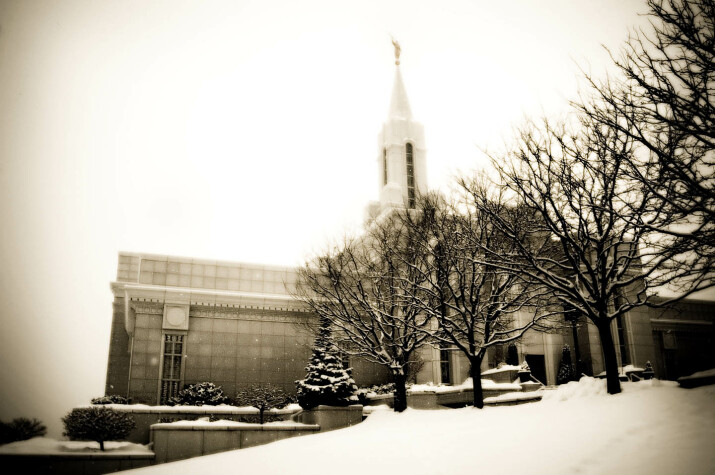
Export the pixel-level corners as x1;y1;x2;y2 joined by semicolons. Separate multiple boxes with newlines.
91;395;131;405
356;383;396;405
235;384;289;424
62;407;135;451
168;382;231;406
295;317;357;409
0;418;47;445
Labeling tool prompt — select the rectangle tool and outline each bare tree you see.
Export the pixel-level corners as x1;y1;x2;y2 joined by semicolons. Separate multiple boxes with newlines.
579;0;714;263
395;191;557;408
475;109;709;395
294;212;432;412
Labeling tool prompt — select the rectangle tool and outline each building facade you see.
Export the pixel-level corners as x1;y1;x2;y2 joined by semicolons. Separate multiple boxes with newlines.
105;51;714;403
106;254;391;404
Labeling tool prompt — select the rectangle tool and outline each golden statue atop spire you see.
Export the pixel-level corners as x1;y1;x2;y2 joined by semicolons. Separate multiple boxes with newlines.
391;37;401;65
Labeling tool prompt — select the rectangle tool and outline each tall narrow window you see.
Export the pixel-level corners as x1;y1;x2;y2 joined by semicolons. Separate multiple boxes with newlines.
615;315;630;366
439;344;452;384
406;143;415;208
383;148;388;185
614;291;630;366
160;334;184;404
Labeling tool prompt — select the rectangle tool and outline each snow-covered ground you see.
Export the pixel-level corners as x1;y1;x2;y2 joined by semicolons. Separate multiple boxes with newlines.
120;378;713;474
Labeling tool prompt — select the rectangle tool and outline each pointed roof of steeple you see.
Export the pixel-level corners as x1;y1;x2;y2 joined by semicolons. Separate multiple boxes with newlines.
388;65;413;120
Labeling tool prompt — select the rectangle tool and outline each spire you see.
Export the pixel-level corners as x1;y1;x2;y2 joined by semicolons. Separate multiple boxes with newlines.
388;64;413;120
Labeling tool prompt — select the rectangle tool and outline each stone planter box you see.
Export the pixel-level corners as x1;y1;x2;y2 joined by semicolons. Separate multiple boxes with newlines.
151;422;320;464
481;366;521;384
520;381;542;392
291;405;364;432
84;405;300;444
0;452;154;474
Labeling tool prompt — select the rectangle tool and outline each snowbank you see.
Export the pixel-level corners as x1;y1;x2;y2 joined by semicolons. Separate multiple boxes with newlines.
678;368;715;381
0;437;152;455
119;378;715;475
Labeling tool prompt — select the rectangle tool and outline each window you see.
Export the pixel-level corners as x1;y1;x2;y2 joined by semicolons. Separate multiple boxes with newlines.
406;143;415;208
439;345;451;384
614;290;630;365
160;334;184;404
339;351;351;371
383;148;388;185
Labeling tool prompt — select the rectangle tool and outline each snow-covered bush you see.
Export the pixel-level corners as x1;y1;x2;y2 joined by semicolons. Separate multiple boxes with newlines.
234;384;290;424
62;407;135;451
295;317;358;409
557;345;574;384
91;395;131;405
168;382;231;406
0;417;47;445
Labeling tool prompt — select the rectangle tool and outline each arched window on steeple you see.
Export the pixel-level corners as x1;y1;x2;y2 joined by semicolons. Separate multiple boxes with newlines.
406;142;415;208
383;148;388;186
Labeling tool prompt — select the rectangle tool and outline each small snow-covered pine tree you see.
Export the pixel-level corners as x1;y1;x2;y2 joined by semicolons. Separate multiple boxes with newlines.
556;345;574;384
295;317;357;409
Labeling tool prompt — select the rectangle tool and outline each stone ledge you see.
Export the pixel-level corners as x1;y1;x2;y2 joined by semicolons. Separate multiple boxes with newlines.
151;423;320;432
0;452;155;460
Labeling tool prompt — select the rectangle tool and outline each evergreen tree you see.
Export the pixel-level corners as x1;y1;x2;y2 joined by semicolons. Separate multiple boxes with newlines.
296;317;357;410
557;345;574;384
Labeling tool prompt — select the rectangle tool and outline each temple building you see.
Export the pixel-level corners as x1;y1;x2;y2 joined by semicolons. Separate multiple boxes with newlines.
105;48;714;404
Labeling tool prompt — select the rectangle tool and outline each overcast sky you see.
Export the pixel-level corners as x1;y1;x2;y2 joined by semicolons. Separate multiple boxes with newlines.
0;0;670;436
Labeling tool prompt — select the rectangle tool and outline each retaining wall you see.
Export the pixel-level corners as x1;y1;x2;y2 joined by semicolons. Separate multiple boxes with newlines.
85;405;300;444
0;452;154;474
151;422;320;463
291;405;364;431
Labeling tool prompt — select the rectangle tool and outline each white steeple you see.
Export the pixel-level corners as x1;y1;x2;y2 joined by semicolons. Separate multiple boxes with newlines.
367;41;426;219
388;67;413;120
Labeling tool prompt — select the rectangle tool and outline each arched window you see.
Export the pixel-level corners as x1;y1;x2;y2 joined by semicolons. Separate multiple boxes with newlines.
406;142;415;208
383;148;388;185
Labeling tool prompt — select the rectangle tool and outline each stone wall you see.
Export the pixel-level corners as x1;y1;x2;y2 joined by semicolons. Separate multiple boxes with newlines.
151;422;320;464
0;452;154;474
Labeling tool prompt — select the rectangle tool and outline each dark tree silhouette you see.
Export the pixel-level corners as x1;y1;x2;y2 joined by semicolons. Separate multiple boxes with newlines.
473;108;707;394
295;211;432;412
394;192;557;408
62;407;135;451
579;0;714;272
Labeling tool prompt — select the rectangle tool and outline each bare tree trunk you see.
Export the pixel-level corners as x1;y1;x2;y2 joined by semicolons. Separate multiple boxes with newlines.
469;356;484;409
597;321;621;395
393;371;408;412
99;440;105;451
